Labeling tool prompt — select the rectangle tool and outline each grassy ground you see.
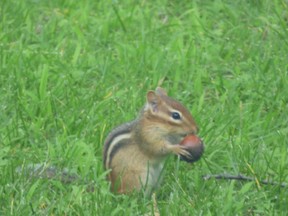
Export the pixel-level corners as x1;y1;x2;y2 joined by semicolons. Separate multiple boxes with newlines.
1;0;288;215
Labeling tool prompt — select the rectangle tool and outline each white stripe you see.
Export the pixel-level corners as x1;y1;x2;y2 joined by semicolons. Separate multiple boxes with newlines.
105;133;132;168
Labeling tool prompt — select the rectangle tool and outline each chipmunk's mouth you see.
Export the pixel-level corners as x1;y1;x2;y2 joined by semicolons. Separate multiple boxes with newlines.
165;134;185;144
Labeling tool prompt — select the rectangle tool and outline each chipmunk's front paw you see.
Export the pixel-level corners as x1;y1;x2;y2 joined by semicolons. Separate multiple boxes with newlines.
167;144;191;158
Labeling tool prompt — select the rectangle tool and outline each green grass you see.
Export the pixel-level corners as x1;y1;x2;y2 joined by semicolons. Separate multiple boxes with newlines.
1;0;288;215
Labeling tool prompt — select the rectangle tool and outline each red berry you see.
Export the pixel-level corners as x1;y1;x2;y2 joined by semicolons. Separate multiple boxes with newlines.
180;135;204;163
180;135;202;147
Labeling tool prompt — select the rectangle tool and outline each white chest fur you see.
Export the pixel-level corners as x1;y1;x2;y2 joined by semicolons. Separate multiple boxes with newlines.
143;160;165;195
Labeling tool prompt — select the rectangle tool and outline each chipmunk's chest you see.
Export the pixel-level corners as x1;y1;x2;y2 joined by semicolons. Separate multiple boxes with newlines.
144;159;165;193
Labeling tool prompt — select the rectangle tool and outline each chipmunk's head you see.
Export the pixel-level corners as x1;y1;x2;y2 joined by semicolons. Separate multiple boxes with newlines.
144;87;199;143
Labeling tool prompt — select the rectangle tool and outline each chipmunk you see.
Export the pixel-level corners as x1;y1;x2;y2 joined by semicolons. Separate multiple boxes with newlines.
103;87;204;196
17;87;204;197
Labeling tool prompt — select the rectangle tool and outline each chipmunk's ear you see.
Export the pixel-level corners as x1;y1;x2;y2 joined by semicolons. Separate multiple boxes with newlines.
155;87;167;96
146;90;161;113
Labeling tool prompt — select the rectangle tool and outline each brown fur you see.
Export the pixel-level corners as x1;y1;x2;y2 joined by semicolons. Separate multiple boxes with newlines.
103;87;204;196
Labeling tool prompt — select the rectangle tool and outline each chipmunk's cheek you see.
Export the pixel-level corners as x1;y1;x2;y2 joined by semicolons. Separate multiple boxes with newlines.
179;135;204;163
165;133;185;145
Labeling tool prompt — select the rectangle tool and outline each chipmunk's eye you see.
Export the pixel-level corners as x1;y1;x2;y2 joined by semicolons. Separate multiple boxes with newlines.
171;112;181;120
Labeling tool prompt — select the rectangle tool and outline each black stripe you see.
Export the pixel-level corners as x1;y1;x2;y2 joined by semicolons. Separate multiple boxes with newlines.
108;139;130;168
103;120;136;167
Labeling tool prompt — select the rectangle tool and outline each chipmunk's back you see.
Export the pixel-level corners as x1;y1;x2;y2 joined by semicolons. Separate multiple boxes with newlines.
103;120;137;170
